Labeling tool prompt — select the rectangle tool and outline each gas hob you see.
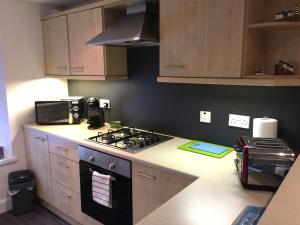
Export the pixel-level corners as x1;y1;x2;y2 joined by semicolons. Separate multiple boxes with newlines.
87;127;173;153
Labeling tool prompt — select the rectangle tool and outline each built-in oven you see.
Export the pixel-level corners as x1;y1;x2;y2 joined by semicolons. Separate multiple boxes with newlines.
78;145;133;225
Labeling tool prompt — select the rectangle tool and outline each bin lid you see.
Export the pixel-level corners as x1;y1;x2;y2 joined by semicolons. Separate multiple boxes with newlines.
9;170;33;186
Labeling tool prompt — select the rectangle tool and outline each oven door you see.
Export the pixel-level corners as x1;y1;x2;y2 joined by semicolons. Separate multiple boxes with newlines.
79;160;133;225
35;101;71;125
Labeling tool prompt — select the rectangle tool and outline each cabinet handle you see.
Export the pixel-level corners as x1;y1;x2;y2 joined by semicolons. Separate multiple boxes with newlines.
35;137;46;142
56;66;67;69
58;162;69;168
56;146;69;152
71;66;84;72
59;191;71;199
163;65;185;68
136;172;156;180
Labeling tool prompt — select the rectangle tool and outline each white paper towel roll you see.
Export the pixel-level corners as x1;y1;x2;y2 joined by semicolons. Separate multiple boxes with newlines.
253;117;278;138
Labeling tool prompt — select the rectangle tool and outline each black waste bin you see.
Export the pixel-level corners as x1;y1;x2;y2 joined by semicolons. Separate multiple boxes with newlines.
8;170;35;215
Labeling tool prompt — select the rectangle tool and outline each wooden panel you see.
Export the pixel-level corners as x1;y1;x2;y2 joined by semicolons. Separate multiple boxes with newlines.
68;7;105;76
25;129;52;204
42;16;70;75
157;76;300;86
104;47;127;75
160;0;245;78
49;135;79;162
45;75;128;80
50;153;80;193
248;22;300;30
51;181;82;223
132;162;194;224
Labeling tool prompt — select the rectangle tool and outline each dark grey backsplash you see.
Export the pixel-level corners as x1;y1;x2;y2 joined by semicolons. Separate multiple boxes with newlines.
69;47;300;149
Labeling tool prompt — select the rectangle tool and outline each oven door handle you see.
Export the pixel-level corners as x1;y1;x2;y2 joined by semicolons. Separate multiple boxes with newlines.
89;168;116;181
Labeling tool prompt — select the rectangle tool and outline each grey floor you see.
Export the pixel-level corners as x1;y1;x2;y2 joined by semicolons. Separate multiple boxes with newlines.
0;204;70;225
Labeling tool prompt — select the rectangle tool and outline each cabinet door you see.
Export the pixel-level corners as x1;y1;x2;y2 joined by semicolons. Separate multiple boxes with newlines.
132;163;195;224
25;129;52;203
42;16;70;75
68;7;105;76
160;0;245;78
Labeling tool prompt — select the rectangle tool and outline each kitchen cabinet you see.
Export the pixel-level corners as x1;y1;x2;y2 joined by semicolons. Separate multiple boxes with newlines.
42;5;127;80
243;0;300;83
24;128;52;203
132;162;195;224
159;0;245;79
42;16;70;76
158;0;300;86
68;8;105;76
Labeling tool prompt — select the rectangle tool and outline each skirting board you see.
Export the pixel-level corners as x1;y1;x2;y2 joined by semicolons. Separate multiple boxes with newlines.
0;198;12;214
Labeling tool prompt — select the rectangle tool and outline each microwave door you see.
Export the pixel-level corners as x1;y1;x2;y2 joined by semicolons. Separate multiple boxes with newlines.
36;102;70;124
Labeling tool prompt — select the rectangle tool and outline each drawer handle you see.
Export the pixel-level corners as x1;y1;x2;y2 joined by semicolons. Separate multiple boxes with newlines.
163;65;185;68
59;191;71;199
136;172;156;180
71;66;84;72
35;137;46;142
58;162;69;168
56;66;67;70
56;146;69;152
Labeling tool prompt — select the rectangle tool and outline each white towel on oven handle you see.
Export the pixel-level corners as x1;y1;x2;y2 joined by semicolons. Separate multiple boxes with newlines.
92;171;112;208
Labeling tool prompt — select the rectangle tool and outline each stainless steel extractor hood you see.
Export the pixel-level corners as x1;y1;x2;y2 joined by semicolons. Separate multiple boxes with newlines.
86;2;159;47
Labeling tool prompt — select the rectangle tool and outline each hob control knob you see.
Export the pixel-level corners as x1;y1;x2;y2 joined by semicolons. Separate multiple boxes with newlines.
73;106;79;111
109;162;116;170
73;113;79;118
88;156;95;163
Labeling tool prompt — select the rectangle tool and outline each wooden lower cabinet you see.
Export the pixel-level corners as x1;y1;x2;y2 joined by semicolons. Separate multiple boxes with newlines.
51;181;82;223
25;128;195;225
24;128;52;204
132;162;195;224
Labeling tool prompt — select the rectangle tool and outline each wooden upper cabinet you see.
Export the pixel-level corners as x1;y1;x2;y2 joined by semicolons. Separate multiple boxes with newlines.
42;5;127;80
68;8;105;76
160;0;246;78
42;16;70;75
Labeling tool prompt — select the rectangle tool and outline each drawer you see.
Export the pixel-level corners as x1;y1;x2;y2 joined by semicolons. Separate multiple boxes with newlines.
49;136;78;162
51;181;82;223
50;153;80;193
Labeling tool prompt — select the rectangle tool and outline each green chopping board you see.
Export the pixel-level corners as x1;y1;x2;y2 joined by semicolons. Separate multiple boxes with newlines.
178;140;233;158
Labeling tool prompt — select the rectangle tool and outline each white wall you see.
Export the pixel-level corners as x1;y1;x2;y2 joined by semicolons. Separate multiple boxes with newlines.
0;0;68;213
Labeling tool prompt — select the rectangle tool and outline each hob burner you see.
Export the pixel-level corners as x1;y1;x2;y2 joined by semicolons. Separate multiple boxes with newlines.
87;127;173;153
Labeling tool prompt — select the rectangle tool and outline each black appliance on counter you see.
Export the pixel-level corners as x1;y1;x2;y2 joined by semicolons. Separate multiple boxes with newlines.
35;97;84;125
79;145;132;225
87;97;105;129
234;136;297;191
87;127;173;153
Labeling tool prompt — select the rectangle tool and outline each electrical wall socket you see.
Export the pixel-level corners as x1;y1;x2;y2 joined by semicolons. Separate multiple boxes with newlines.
228;114;250;129
200;111;211;123
100;99;110;109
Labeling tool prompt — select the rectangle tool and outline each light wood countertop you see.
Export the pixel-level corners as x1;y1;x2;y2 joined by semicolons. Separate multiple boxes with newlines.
24;123;273;225
258;156;300;225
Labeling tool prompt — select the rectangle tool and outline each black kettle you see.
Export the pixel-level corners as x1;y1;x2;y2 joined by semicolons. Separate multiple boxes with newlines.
86;97;105;129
